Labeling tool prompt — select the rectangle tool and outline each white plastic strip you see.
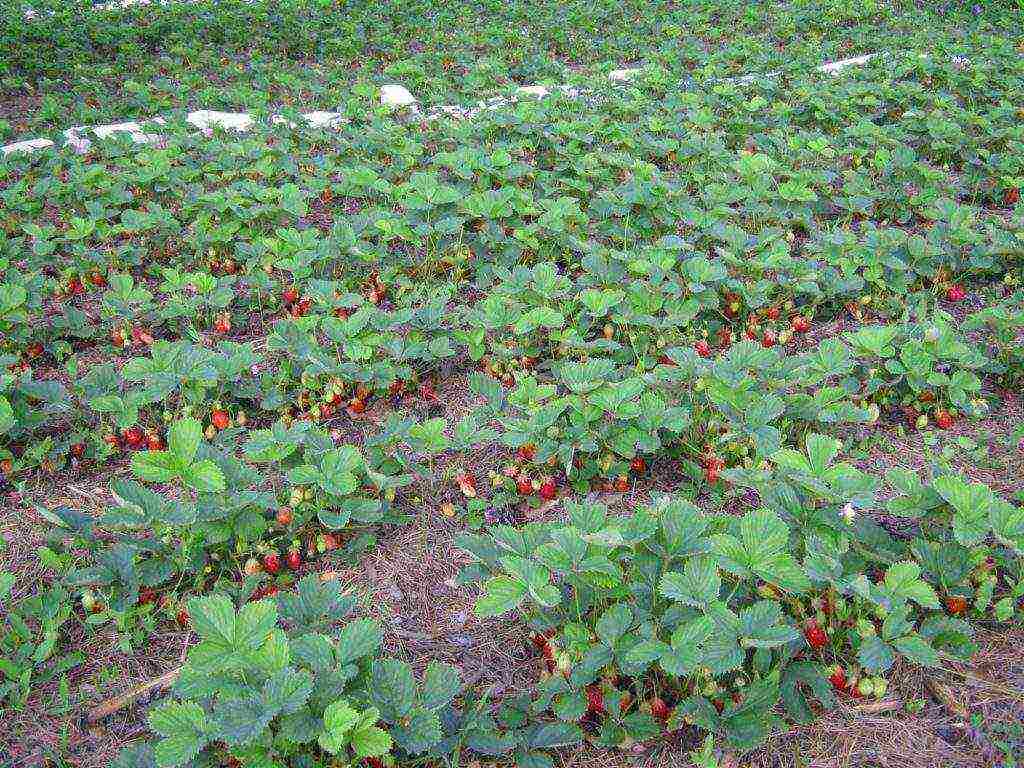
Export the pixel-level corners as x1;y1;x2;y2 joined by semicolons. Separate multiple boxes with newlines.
0;51;894;156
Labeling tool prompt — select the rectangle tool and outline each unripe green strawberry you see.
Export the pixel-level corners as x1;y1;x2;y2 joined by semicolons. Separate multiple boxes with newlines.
555;652;572;676
872;677;888;698
866;403;880;424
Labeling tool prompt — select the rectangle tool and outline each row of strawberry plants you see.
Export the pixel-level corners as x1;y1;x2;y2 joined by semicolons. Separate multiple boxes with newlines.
47;412;478;633
0;294;1011;481
2;288;1018;484
458;435;1023;751
5;0;1009;134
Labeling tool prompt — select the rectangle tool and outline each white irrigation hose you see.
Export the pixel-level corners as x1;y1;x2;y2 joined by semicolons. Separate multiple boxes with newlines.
1;53;891;157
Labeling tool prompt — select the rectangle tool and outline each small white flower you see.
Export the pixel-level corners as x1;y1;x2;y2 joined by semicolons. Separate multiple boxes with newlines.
841;503;857;524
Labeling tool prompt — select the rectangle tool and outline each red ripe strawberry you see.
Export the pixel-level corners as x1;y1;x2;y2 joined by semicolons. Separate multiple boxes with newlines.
935;409;954;430
366;758;384;768
131;325;154;345
538;478;557;501
765;305;780;321
176;607;190;627
282;287;299;306
276;507;293;526
791;315;810;333
701;453;724;484
213;313;231;334
531;633;550;652
516;475;534;495
89;271;106;287
613;475;629;492
68;277;85;296
211;409;231;430
123;426;145;450
456;473;477;498
827;666;848;692
803;619;828;650
630;456;646;474
517;443;537;462
585;684;605;715
70;442;86;458
946;284;966;302
286;550;302;570
137;588;157;606
419;381;439;402
146;433;165;451
650;696;670;722
694;340;712;358
263;552;282;575
945;595;967;615
1005;187;1020;206
761;329;777;348
348;397;367;414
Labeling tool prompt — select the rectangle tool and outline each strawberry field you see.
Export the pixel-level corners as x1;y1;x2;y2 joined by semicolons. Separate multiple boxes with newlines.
1;1;1023;766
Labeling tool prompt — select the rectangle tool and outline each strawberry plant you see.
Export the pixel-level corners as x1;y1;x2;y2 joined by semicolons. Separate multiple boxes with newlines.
842;315;989;423
0;572;83;710
140;580;467;767
458;497;839;749
963;296;1024;386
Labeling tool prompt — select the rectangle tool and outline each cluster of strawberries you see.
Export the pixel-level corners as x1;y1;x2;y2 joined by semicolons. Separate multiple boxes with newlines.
103;425;164;452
